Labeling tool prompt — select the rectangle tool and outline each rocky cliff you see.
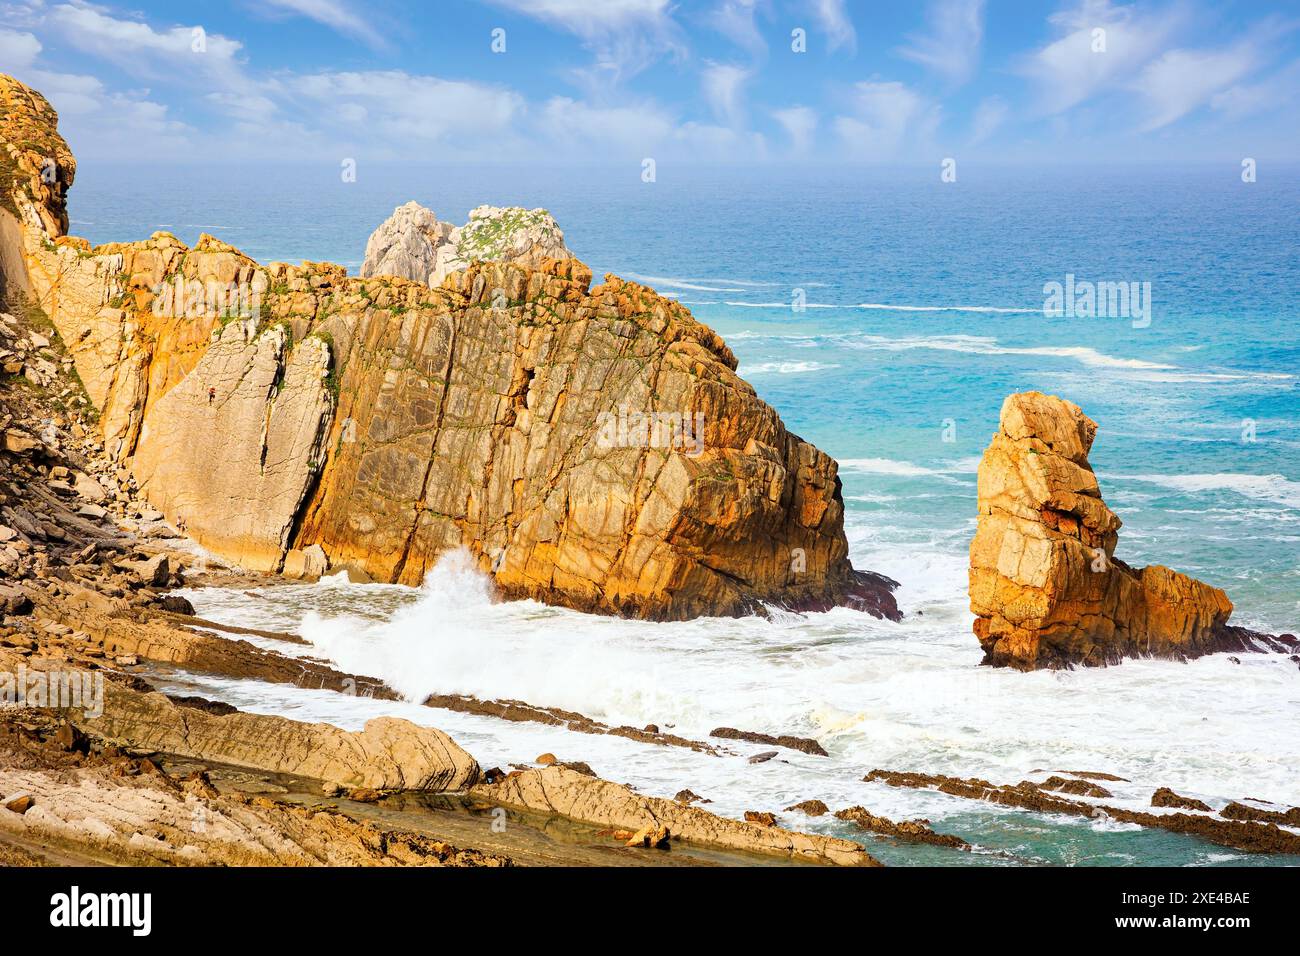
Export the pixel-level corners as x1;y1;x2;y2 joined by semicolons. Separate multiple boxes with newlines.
0;73;897;622
969;391;1270;668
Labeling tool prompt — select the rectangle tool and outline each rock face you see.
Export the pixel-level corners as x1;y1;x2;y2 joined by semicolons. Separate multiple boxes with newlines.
1;74;76;307
969;391;1243;668
361;201;572;288
76;689;480;791
1;72;899;622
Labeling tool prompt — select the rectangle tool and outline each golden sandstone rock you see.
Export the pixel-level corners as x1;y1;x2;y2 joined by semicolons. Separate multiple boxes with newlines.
76;689;480;792
0;73;898;622
970;391;1245;669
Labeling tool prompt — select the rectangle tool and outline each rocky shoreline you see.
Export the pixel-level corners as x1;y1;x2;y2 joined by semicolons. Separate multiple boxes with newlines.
2;70;1298;868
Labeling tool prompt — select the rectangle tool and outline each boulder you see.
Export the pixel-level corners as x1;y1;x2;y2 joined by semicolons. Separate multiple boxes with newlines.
0;583;32;615
2;429;41;455
75;689;480;791
970;392;1243;668
361;202;573;288
282;543;329;580
73;472;108;503
114;553;169;587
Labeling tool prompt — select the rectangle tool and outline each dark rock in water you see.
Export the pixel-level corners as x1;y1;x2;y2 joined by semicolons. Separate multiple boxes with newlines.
1151;787;1212;812
559;761;596;778
165;694;238;717
834;805;970;850
784;799;829;816
674;788;711;805
1220;801;1300;826
865;768;1300;855
747;750;780;764
711;725;828;756
159;594;195;615
744;810;777;827
1030;775;1112;799
781;569;902;621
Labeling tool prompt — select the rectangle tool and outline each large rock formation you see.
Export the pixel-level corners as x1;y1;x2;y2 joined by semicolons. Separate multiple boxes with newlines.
0;74;75;307
0;73;897;621
361;201;572;288
969;391;1260;668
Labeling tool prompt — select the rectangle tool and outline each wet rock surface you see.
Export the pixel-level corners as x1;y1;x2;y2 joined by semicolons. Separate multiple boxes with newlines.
865;769;1300;855
474;765;881;866
834;805;971;850
709;725;828;756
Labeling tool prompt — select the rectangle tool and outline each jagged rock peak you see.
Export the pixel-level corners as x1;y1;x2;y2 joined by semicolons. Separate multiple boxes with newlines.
969;391;1263;669
360;201;572;287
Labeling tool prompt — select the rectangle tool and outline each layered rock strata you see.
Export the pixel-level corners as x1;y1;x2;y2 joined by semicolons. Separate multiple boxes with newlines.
1;72;898;621
473;765;880;866
75;688;480;792
969;391;1278;668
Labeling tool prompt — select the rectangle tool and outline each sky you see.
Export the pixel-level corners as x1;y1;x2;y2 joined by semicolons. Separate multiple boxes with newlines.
2;0;1299;165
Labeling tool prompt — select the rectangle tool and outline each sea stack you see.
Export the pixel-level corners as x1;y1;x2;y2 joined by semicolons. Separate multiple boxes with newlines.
969;391;1267;669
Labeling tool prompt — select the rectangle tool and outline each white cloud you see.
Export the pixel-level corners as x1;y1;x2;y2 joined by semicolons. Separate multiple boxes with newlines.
701;62;751;127
540;96;675;156
809;0;855;53
1135;43;1259;130
834;80;939;158
772;105;818;153
710;0;766;56
1211;59;1300;120
262;0;384;49
24;68;193;159
289;71;524;144
0;28;42;71
47;2;245;70
898;0;986;85
969;94;1007;143
1019;0;1185;114
485;0;683;84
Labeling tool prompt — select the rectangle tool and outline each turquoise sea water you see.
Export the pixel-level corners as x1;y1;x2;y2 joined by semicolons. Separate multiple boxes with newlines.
71;162;1300;865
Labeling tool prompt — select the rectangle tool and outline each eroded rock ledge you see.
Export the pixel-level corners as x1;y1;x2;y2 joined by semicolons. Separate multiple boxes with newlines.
0;72;898;623
969;391;1291;668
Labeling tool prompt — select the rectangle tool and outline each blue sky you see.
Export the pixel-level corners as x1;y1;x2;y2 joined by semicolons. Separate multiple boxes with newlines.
2;0;1299;164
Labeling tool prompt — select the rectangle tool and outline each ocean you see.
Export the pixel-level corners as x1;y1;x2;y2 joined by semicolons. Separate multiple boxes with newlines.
70;161;1300;865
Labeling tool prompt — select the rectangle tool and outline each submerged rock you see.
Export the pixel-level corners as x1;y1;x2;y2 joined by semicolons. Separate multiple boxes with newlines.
970;391;1268;668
